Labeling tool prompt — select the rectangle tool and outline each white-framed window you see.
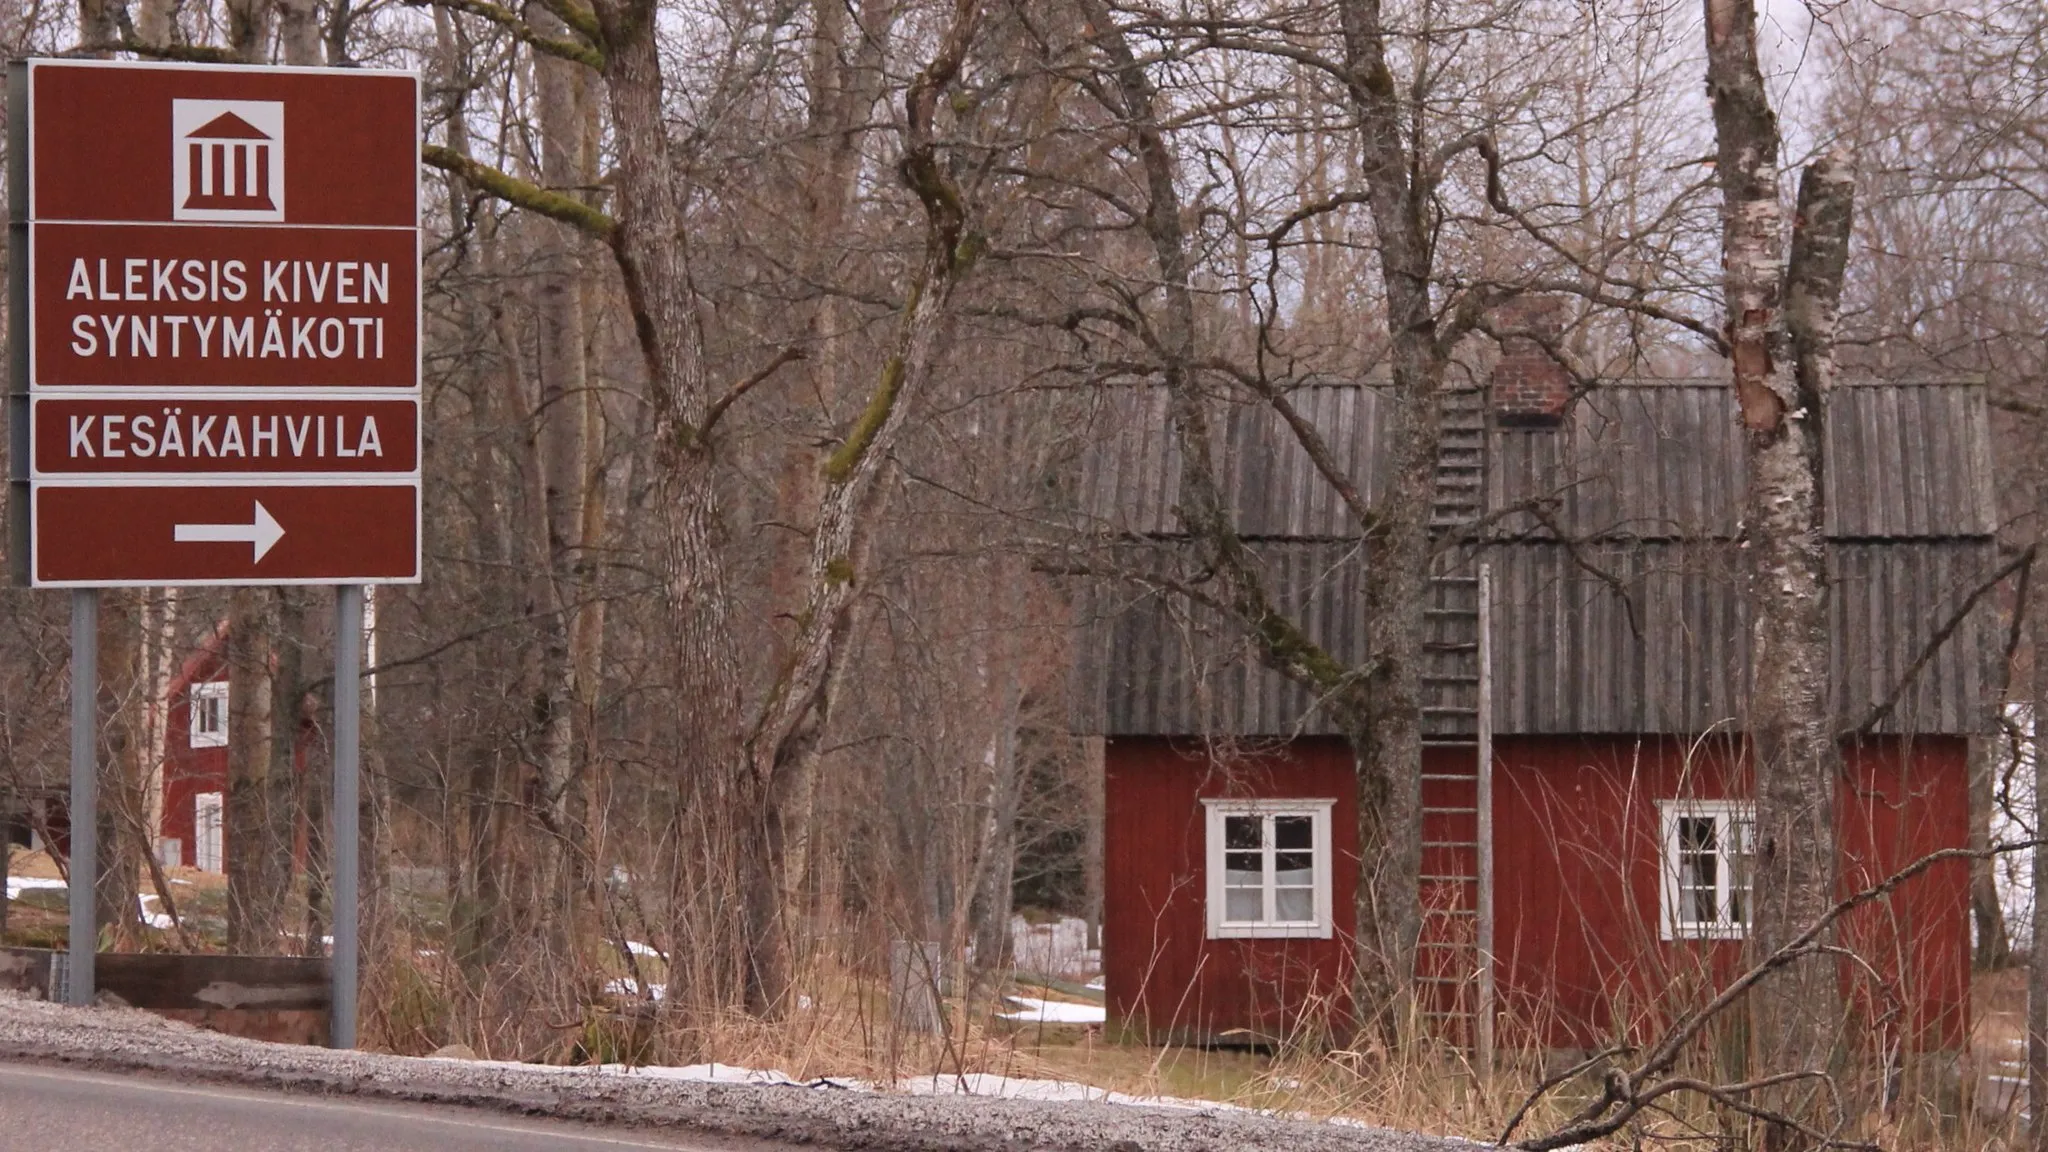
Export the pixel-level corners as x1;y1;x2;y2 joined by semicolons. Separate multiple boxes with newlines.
1202;798;1335;939
1658;799;1754;940
194;792;224;873
190;681;228;748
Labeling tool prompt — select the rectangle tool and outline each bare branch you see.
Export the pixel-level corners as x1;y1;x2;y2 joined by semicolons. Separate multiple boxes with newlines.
689;346;808;448
409;0;603;69
421;143;618;241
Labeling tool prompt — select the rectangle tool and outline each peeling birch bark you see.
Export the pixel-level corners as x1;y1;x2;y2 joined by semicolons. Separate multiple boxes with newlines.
1704;0;1855;1141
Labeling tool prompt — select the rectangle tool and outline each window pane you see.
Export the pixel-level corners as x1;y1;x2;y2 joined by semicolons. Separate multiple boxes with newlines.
1679;815;1716;853
1685;884;1715;923
1683;848;1715;893
1225;815;1261;851
1225;850;1263;886
1274;815;1312;850
1275;850;1313;876
1275;888;1313;922
1225;889;1262;922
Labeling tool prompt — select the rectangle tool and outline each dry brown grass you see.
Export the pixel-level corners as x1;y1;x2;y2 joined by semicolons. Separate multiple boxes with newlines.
7;848;2018;1151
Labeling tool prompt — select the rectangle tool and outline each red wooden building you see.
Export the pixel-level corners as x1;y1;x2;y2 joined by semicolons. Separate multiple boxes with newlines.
158;624;314;873
1074;324;1999;1060
159;626;234;872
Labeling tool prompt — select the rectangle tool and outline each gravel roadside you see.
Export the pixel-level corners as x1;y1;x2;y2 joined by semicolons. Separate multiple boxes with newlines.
0;994;1480;1152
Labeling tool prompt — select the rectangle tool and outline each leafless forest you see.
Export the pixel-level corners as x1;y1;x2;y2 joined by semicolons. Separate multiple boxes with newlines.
1;0;2046;1147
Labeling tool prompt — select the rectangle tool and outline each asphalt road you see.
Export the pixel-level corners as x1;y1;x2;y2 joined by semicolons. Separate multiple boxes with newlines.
0;1062;784;1152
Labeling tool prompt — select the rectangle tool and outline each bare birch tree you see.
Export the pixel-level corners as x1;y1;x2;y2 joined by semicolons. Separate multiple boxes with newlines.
1700;0;1856;1139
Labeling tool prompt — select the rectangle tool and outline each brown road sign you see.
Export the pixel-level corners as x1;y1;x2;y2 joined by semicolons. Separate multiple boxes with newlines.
32;223;417;389
32;483;419;585
10;59;422;588
32;397;419;475
27;64;417;226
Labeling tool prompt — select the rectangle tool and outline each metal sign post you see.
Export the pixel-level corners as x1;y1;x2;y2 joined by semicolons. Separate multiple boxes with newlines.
330;584;362;1048
66;588;96;1005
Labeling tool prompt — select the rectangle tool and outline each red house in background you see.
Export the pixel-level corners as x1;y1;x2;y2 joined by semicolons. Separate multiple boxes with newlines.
158;625;314;873
159;626;232;872
1073;323;1997;1060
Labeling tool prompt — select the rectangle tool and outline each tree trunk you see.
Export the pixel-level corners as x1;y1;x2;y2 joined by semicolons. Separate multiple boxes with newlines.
1350;379;1432;1040
1331;0;1451;1043
1972;735;2013;970
143;591;179;871
95;593;145;948
1703;0;1856;1140
224;0;268;61
771;0;897;964
728;0;983;1017
970;633;1025;972
586;3;748;1011
2031;486;2048;1151
75;0;115;51
226;589;278;953
525;8;595;968
266;590;306;937
278;0;322;65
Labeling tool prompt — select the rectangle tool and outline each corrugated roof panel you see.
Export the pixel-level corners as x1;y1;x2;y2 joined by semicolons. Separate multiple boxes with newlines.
1072;380;2001;738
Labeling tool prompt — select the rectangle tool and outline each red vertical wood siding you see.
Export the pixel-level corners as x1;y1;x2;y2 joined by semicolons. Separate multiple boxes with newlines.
1106;733;1970;1053
1103;737;1360;1043
1493;735;1969;1052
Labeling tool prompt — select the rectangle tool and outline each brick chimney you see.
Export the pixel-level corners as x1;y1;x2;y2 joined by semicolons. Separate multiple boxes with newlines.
1491;295;1570;426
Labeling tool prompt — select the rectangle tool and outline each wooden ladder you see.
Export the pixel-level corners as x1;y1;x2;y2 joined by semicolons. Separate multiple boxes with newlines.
1415;387;1495;1059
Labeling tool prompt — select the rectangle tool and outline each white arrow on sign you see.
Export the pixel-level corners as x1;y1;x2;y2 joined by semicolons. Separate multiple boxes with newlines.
174;501;286;562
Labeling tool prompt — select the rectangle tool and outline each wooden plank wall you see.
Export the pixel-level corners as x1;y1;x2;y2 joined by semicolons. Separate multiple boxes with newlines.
1490;735;1970;1054
1101;737;1359;1044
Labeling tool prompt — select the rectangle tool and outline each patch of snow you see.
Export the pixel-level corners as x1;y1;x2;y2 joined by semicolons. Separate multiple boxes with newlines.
625;940;660;958
627;1062;804;1085
1085;976;1106;991
1000;995;1106;1025
393;1052;1344;1127
170;878;192;886
6;877;66;898
605;1063;865;1089
603;978;666;1001
137;893;174;930
898;1072;1235;1112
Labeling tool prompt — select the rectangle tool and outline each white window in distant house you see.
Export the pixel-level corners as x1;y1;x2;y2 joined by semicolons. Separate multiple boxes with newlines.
190;681;228;748
1659;800;1754;940
1202;799;1334;939
194;792;224;873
